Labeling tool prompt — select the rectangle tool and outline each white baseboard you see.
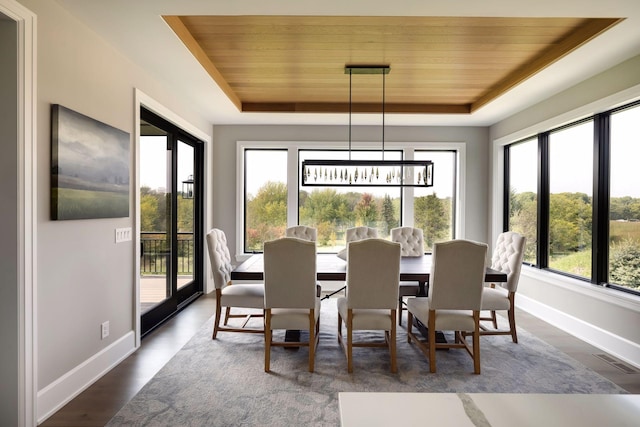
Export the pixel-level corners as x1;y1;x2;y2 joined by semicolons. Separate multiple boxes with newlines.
516;294;640;369
37;331;137;424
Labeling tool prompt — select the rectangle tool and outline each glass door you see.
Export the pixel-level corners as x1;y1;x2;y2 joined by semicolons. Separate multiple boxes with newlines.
177;141;195;292
139;108;203;336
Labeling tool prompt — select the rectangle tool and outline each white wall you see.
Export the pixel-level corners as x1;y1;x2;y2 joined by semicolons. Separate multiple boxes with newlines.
212;124;490;257
15;0;212;422
490;54;640;367
0;14;19;427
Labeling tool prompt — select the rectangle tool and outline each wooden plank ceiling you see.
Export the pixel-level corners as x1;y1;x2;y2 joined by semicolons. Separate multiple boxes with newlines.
164;16;621;114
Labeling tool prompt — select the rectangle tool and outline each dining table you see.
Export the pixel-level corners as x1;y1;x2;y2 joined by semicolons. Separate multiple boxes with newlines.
231;253;508;296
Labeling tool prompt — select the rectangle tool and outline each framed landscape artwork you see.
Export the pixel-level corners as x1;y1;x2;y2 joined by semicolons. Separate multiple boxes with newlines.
51;104;130;220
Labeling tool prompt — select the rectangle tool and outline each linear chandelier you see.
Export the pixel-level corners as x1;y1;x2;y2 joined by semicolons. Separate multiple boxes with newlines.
302;65;433;187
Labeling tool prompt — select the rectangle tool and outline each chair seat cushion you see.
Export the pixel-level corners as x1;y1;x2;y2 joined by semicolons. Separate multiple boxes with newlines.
481;286;510;310
337;297;393;330
407;297;476;332
220;283;264;308
270;298;320;330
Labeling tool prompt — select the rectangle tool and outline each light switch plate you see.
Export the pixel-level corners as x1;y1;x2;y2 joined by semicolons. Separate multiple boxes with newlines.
115;227;132;243
101;321;109;339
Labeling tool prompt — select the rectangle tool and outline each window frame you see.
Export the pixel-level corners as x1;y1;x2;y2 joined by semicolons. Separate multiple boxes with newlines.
503;136;539;266
501;100;640;297
242;147;289;253
236;140;466;259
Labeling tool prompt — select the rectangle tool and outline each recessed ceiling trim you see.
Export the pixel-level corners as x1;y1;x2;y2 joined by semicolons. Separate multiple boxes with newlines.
471;17;623;113
241;102;471;114
164;15;624;115
163;15;242;111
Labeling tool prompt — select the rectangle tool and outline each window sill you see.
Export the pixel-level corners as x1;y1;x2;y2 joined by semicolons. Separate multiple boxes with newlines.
521;265;640;312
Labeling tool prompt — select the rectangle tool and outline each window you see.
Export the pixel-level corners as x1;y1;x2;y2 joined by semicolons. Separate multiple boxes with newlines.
298;150;402;252
609;104;640;292
414;150;456;251
240;143;461;255
507;139;538;264
504;100;640;296
244;149;287;252
548;121;593;277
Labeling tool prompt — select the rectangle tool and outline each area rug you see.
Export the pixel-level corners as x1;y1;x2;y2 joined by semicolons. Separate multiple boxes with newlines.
107;300;625;426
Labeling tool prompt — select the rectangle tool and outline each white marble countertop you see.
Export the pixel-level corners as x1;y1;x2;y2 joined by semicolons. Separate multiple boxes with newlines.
339;392;640;427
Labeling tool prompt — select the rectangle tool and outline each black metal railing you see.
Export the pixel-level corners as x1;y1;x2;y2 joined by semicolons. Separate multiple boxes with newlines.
140;232;193;274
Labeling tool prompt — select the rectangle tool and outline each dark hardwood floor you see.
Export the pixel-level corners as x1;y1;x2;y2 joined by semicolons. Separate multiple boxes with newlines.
39;294;217;427
39;293;639;426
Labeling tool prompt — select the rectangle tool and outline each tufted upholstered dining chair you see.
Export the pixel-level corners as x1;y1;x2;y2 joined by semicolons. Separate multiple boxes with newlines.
285;225;317;242
407;240;488;374
346;226;378;242
479;231;526;343
337;226;379;260
206;229;264;339
263;237;321;372
391;227;425;326
337;238;401;373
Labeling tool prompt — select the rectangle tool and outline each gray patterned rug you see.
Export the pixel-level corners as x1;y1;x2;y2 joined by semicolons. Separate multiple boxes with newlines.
107;300;625;426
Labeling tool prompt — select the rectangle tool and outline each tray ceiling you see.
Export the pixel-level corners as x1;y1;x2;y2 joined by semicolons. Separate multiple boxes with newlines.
164;15;621;115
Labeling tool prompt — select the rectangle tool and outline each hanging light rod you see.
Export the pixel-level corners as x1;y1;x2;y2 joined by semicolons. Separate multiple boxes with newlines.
301;64;434;188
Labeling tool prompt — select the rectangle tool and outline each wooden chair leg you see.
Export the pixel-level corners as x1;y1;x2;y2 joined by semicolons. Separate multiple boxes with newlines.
428;310;437;373
407;311;413;343
308;309;315;373
490;310;498;329
264;310;271;373
390;309;397;373
347;310;353;373
212;290;222;339
508;308;518;343
224;306;231;325
473;311;481;374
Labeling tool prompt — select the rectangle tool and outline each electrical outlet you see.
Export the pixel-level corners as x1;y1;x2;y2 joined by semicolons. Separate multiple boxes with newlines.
115;227;132;243
101;321;110;339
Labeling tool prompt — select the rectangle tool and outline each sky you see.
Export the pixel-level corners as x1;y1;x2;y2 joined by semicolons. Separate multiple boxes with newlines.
140;136;194;192
509;108;640;198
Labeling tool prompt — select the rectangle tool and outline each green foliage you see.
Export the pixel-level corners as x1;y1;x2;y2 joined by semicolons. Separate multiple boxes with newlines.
354;193;379;226
609;239;640;289
381;194;399;235
509;191;537;263
299;188;354;243
510;189;640;288
140;186;168;232
140;193;160;232
246;181;287;251
177;198;194;233
610;220;640;243
414;194;451;250
510;191;593;262
549;249;591;278
610;196;640;221
300;188;351;225
549;192;592;254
